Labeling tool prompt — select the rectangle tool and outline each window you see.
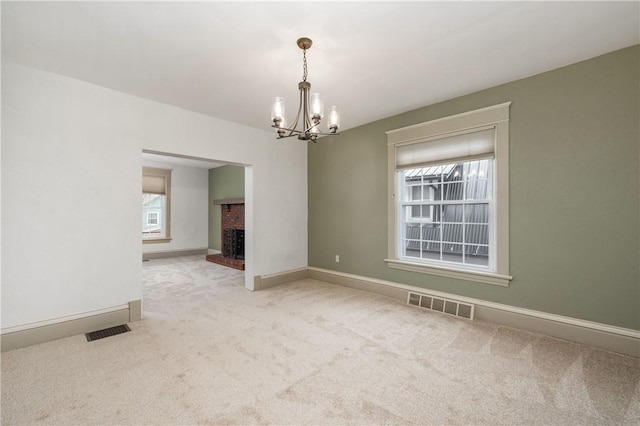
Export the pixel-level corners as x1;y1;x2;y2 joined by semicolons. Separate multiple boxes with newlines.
147;211;159;225
386;103;512;286
142;167;171;243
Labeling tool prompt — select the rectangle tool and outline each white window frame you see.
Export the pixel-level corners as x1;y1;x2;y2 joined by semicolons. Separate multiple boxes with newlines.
142;167;172;244
385;103;512;287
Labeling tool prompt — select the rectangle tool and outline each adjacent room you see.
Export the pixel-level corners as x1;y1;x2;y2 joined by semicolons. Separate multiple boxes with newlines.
2;1;639;424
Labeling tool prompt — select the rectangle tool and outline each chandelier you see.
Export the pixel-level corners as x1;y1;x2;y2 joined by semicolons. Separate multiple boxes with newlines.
271;37;340;141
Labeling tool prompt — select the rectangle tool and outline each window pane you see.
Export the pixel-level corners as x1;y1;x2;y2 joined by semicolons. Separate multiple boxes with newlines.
403;224;421;258
421;224;440;241
465;159;493;200
404;223;421;237
465;204;489;223
404;231;421;257
403;184;413;202
405;249;421;259
442;205;463;222
465;224;488;245
447;165;464;182
442;244;463;263
421;185;434;201
411;185;421;201
443;182;464;200
403;205;420;222
442;224;463;243
410;205;420;219
421;243;441;261
466;179;491;200
465;245;489;266
429;183;441;201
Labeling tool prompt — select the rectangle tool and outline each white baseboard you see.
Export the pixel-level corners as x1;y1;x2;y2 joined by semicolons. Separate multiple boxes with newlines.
308;267;640;357
142;248;208;260
1;300;142;352
254;268;309;291
207;249;222;255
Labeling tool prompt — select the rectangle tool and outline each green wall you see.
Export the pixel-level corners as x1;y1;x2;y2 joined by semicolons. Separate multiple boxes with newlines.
208;165;245;250
308;45;639;330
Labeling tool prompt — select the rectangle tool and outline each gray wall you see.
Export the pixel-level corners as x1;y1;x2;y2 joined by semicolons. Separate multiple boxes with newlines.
209;165;245;251
308;45;639;330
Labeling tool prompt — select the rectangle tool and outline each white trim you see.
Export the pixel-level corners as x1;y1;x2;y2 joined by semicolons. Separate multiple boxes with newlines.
254;267;309;291
307;267;640;341
1;304;129;334
386;102;511;143
142;247;208;260
258;267;308;280
385;258;511;287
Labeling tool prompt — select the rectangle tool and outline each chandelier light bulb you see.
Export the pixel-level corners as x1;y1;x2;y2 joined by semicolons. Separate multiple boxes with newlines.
328;105;340;133
310;93;324;119
271;97;285;126
277;116;287;137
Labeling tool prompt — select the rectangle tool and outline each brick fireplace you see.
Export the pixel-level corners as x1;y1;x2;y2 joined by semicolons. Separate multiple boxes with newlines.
206;198;245;270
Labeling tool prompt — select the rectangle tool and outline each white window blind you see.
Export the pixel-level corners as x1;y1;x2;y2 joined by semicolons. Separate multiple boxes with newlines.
142;167;171;194
396;128;495;170
142;175;166;194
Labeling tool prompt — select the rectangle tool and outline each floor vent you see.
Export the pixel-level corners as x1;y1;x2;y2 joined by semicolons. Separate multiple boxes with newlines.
86;324;131;342
407;292;475;320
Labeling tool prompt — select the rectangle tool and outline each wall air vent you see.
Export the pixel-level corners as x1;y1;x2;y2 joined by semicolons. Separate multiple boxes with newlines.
85;324;131;342
407;291;475;320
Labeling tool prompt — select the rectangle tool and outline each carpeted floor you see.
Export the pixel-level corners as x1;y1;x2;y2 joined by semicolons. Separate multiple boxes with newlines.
1;255;639;425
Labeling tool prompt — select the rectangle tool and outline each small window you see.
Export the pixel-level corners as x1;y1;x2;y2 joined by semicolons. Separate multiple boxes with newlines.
386;103;512;286
147;211;159;225
142;167;171;243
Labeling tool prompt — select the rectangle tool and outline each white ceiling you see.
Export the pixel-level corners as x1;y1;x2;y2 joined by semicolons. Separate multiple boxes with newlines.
2;1;639;134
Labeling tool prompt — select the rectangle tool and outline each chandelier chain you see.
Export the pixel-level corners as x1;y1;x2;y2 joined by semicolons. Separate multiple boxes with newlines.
302;48;308;82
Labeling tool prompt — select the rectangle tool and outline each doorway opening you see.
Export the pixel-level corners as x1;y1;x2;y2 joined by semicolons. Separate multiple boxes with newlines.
141;150;253;291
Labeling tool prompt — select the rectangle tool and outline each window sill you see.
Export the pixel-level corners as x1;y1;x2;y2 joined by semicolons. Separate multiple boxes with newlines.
142;238;172;244
384;258;511;287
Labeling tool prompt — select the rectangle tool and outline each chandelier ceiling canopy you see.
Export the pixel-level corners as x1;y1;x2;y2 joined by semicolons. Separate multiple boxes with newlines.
271;37;340;142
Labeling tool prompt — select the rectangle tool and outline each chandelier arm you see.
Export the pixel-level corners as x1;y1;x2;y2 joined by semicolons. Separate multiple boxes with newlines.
275;132;299;140
284;128;300;139
271;123;301;134
271;122;301;139
286;87;305;136
301;85;311;138
271;124;339;138
313;131;341;136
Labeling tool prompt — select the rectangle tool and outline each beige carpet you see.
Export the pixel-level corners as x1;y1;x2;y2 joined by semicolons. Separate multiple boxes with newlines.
2;255;639;425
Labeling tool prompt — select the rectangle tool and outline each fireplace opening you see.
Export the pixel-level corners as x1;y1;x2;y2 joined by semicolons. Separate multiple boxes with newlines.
223;228;244;260
206;198;245;271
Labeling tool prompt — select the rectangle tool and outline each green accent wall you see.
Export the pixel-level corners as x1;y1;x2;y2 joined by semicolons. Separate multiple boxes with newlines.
208;165;245;250
308;45;639;330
